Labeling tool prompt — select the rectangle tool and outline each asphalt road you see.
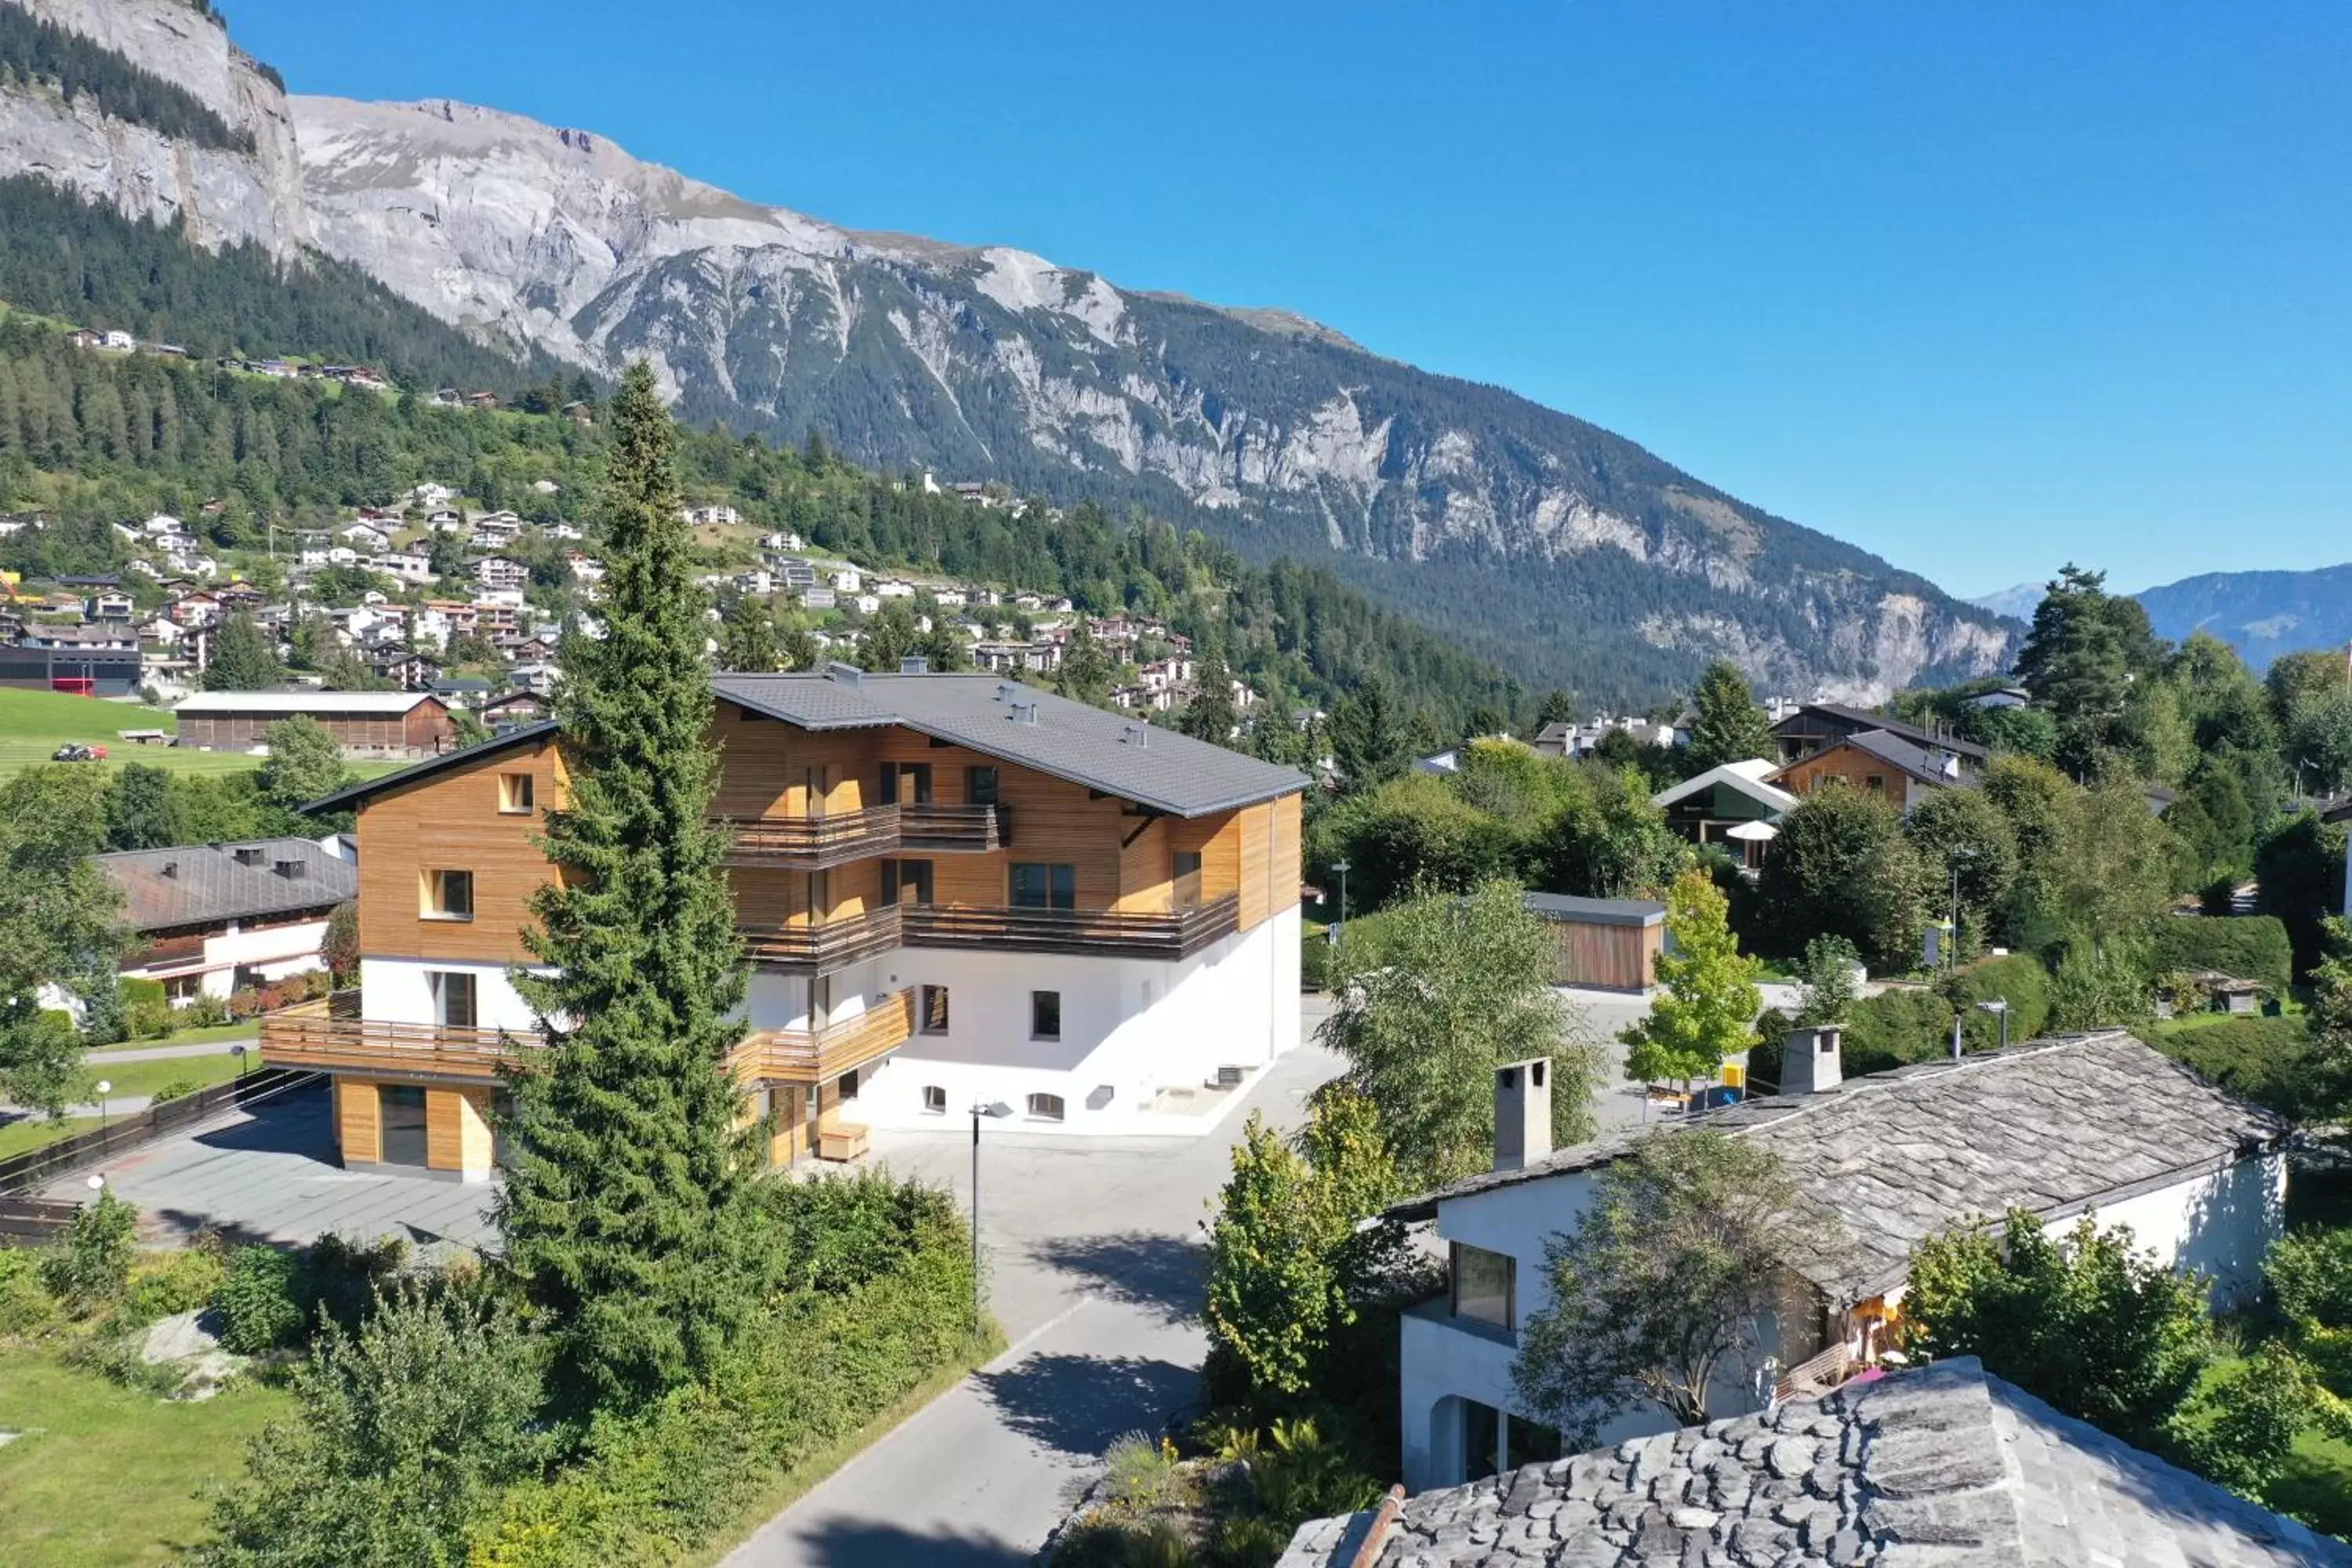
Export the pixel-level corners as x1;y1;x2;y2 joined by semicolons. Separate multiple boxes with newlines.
723;988;1655;1566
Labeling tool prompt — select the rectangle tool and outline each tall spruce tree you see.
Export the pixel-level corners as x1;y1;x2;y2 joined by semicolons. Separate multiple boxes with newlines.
1685;659;1773;771
497;362;764;1413
205;612;281;691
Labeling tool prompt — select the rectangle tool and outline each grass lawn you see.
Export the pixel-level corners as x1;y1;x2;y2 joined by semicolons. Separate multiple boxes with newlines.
0;687;404;780
80;1052;245;1102
0;1115;98;1160
0;1345;289;1567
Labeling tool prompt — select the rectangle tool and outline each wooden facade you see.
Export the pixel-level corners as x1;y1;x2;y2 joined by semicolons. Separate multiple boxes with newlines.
354;732;570;963
179;697;459;756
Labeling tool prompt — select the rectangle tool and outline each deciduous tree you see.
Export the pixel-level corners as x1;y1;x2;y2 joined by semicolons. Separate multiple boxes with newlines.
1621;870;1760;1089
0;766;122;1115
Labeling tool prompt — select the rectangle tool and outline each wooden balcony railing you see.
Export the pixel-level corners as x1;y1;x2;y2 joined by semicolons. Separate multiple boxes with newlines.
716;808;899;869
898;803;1007;852
1773;1341;1857;1404
736;906;904;971
122;931;207;971
740;988;916;1083
259;998;539;1081
902;892;1239;959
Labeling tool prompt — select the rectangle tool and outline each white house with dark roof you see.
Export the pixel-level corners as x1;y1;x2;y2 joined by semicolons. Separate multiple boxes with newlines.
1282;1356;2349;1568
1387;1030;2286;1492
101;837;358;1004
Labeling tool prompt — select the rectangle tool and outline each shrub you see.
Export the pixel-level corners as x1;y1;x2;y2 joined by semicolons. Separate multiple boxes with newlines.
184;992;233;1028
1101;1431;1186;1512
125;1242;228;1324
1841;986;1955;1076
120;975;173;1039
227;987;261;1019
2148;915;2294;995
1953;953;2052;1049
216;1247;307;1354
150;1075;204;1105
0;1248;60;1337
42;1189;138;1308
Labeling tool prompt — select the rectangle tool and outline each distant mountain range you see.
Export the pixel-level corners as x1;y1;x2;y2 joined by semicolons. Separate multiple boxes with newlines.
1967;583;2045;622
0;0;2022;704
2134;564;2352;672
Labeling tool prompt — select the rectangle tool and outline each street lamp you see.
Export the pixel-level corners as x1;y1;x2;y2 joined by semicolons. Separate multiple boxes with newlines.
1944;849;1974;1061
967;1098;1012;1334
1976;997;2011;1051
95;1079;111;1127
230;1043;249;1080
1330;859;1351;947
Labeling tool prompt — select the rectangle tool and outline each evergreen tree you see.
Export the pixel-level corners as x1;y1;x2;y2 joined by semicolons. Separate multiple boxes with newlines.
498;363;766;1413
717;593;780;672
1535;688;1579;726
1178;653;1240;745
205;612;281;691
1329;673;1410;794
106;762;182;850
1684;660;1773;771
1054;620;1112;706
2015;566;2136;778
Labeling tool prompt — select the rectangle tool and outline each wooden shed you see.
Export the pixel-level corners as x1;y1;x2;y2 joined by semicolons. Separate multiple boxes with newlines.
175;691;458;757
1522;892;1667;992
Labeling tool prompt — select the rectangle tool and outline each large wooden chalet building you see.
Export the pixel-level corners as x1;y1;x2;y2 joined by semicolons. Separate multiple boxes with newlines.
261;667;1306;1179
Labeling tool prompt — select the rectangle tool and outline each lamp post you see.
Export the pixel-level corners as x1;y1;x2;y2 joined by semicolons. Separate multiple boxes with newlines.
1976;997;2011;1051
967;1098;1012;1334
1945;848;1974;1061
95;1078;111;1127
1330;859;1351;947
230;1042;248;1080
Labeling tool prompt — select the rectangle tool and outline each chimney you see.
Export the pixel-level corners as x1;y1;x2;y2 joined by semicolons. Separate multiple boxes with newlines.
1780;1024;1843;1094
1939;750;1961;782
826;661;862;687
993;682;1018;703
161;860;178;879
1122;720;1149;748
1011;700;1039;726
1493;1057;1552;1171
899;655;928;675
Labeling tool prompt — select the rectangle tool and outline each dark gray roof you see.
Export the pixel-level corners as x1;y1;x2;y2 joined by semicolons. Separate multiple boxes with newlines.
1277;1357;2349;1568
1520;892;1666;928
1391;1032;2284;1302
98;838;356;931
1776;702;1990;762
1831;727;1979;787
300;722;559;815
713;671;1305;817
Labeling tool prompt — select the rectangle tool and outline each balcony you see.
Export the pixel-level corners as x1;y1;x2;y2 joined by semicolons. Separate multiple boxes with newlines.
898;802;1007;853
260;997;537;1081
715;808;899;870
739;988;916;1084
902;892;1238;960
737;906;903;972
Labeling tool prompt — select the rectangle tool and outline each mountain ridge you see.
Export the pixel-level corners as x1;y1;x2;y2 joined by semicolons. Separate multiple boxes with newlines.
2134;562;2352;673
0;1;2019;705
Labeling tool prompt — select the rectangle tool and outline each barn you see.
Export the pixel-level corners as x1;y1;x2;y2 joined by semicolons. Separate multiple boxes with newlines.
1521;892;1665;992
174;691;459;757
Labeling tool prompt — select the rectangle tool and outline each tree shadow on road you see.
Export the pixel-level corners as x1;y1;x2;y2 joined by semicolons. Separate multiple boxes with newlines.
783;1519;1035;1566
1028;1229;1205;1324
975;1352;1198;1456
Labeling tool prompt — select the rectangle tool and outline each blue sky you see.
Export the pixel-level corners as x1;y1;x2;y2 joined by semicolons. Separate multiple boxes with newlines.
230;0;2347;599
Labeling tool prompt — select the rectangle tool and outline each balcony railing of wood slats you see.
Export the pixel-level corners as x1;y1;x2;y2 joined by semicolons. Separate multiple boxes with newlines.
259;998;538;1080
740;988;916;1083
715;808;900;869
736;906;905;971
901;892;1238;959
897;803;1006;852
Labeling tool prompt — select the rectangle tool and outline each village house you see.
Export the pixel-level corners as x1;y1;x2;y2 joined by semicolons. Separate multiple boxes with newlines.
1651;759;1798;869
685;504;742;528
759;531;806;552
479;689;551;728
800;586;838;611
829;567;864;593
85;587;135;622
103;837;358;1006
261;669;1305;1178
339;522;392;553
873;579;917;600
1385;1030;2285;1492
852;593;882;616
376;551;437;585
474;557;530;593
1768;728;1977;808
1769;702;1986;769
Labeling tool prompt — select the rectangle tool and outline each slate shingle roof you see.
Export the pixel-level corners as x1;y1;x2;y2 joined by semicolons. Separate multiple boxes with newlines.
99;838;356;931
1276;1358;2349;1568
1775;702;1991;763
713;671;1305;817
1392;1032;2285;1303
1832;728;1980;788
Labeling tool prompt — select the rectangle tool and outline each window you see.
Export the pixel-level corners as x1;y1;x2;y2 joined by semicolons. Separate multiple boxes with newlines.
499;772;535;813
1173;849;1203;908
1450;1242;1515;1330
423;869;474;920
879;761;932;805
1009;862;1076;910
882;859;935;906
922;1084;948;1115
1864;775;1886;793
1025;1091;1065;1121
920;985;951;1035
429;970;477;1030
1031;990;1062;1040
965;766;1000;806
379;1085;428;1167
838;1069;861;1102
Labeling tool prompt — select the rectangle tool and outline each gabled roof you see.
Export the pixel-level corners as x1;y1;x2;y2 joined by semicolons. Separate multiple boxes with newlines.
1392;1032;2282;1303
175;690;444;715
99;837;357;932
713;671;1305;817
1773;702;1989;761
1650;758;1798;813
1777;727;1975;789
1277;1357;2348;1568
299;722;559;814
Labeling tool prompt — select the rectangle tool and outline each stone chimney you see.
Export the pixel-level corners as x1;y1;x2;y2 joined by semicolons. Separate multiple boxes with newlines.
1493;1057;1552;1171
1780;1024;1843;1094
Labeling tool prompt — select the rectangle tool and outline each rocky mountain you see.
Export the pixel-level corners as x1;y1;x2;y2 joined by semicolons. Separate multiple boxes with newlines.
1969;583;2045;622
0;0;2019;703
2134;564;2352;673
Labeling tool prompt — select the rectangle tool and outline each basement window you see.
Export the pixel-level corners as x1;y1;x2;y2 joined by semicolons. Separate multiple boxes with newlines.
1025;1092;1065;1122
922;1084;947;1115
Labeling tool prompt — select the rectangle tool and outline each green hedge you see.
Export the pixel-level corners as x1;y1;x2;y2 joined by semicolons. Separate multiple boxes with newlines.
1752;953;2057;1087
2154;1015;2329;1123
1953;953;2051;1049
2147;916;2294;994
466;1187;977;1566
